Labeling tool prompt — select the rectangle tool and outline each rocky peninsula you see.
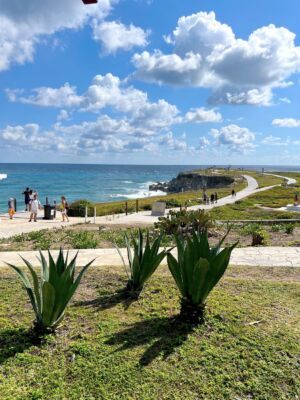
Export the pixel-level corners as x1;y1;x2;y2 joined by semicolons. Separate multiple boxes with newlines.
149;170;239;193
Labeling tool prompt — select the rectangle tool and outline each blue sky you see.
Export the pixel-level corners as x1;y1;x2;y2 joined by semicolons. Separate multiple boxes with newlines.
1;0;300;165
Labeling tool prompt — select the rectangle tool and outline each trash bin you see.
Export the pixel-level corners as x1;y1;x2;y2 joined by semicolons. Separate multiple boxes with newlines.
44;204;52;220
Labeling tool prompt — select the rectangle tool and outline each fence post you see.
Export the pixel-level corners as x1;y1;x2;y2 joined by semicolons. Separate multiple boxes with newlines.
85;206;88;223
125;201;128;216
94;207;96;224
136;199;139;213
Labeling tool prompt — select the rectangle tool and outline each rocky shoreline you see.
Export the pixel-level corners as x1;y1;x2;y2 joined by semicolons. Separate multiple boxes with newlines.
149;171;238;193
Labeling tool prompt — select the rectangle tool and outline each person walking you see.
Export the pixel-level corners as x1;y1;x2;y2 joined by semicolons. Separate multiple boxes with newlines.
29;194;41;222
22;187;30;211
214;192;218;203
231;189;236;197
60;196;69;222
210;193;215;204
8;198;15;220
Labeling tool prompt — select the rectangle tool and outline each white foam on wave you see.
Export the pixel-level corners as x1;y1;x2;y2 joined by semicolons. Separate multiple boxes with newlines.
113;190;167;199
0;174;7;181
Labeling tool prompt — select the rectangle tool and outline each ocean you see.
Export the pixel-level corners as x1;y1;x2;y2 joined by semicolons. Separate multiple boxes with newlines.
0;163;299;213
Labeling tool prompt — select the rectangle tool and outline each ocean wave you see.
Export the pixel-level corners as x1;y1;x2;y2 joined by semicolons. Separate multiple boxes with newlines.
122;180;133;184
0;174;7;181
112;190;167;199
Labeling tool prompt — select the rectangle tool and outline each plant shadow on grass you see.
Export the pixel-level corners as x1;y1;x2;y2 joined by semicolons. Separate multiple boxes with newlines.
106;316;196;366
0;327;43;365
74;288;136;311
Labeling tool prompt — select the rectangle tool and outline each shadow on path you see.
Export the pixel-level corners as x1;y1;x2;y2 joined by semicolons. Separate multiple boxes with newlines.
106;316;196;366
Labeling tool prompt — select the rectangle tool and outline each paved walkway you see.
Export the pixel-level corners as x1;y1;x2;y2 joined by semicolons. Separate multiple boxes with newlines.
0;173;291;238
0;247;299;268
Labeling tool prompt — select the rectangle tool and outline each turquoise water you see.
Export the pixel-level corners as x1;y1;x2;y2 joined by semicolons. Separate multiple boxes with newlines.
0;163;299;213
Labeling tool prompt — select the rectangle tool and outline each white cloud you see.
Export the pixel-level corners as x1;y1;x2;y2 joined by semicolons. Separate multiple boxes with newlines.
0;123;67;153
279;97;291;104
185;107;222;123
7;84;82;108
93;20;149;54
199;137;210;150
159;132;188;152
261;135;289;146
133;11;300;105
57;110;70;121
133;50;202;86
0;0;116;71
272;118;300;128
211;124;256;152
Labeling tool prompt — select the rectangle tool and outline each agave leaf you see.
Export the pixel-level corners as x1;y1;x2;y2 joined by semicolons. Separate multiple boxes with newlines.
202;243;237;302
167;253;185;297
40;251;49;282
64;259;95;308
20;256;41;313
115;243;130;280
190;258;210;305
6;262;40;319
41;282;56;327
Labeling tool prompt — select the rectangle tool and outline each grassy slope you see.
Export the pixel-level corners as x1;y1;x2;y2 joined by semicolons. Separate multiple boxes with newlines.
0;266;299;399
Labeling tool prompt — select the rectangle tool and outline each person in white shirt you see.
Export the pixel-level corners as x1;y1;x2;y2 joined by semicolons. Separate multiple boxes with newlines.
29;194;41;222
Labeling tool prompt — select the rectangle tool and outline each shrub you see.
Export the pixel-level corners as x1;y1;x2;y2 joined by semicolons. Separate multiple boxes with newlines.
240;223;261;236
285;223;295;235
68;199;95;217
251;229;269;246
116;229;167;298
167;230;237;324
155;209;214;235
7;249;94;334
270;224;282;232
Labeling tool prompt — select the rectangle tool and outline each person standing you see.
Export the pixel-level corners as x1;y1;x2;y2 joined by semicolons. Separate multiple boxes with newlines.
60;196;69;222
22;187;30;211
214;192;218;203
29;194;41;222
210;193;215;204
231;189;236;197
8;198;15;220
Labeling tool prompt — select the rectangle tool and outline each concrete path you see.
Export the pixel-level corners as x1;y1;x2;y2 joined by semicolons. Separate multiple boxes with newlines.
265;173;297;185
0;247;299;268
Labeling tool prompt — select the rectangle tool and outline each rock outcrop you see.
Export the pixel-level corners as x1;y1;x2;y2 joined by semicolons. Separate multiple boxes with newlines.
149;172;236;193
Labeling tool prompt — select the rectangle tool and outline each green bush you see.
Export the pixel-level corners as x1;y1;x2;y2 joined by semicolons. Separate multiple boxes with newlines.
240;223;261;236
270;224;282;232
167;230;237;324
155;209;214;235
252;229;269;246
7;249;94;334
68;199;95;217
285;223;296;234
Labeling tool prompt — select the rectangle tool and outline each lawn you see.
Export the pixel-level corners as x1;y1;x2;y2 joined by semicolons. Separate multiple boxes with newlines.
0;265;299;399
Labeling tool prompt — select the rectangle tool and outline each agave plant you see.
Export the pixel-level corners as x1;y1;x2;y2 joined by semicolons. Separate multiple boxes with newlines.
7;249;94;334
167;230;237;324
116;229;167;298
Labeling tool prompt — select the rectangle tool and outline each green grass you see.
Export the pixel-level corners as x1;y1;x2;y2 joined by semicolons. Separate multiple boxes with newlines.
211;185;300;220
0;266;299;399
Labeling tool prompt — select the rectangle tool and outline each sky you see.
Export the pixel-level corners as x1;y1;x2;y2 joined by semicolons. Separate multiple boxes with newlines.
1;0;300;165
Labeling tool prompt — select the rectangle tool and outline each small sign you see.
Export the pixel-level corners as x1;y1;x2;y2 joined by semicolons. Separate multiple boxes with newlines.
151;202;166;216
